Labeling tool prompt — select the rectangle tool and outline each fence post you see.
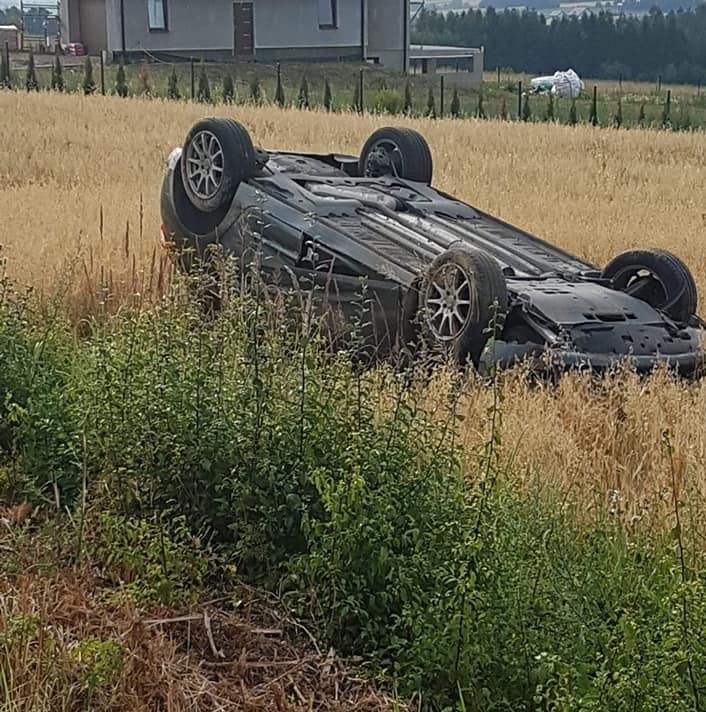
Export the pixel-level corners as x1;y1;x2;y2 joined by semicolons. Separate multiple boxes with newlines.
698;80;701;97
440;75;444;118
497;65;500;85
100;51;105;95
358;68;364;114
657;74;662;93
3;41;9;83
517;80;522;120
190;57;195;100
618;72;622;91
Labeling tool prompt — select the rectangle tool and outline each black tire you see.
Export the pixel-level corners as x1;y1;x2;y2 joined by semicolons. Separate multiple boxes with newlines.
180;117;256;213
359;127;433;184
405;245;508;367
602;248;698;324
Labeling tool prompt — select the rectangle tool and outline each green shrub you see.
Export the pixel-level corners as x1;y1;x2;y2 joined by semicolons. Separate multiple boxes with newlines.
372;88;403;115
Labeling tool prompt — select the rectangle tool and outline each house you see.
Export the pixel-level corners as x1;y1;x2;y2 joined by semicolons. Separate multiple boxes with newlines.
60;0;412;71
409;44;484;89
0;24;20;51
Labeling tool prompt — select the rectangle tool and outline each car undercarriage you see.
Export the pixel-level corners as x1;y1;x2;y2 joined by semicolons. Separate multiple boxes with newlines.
160;117;706;379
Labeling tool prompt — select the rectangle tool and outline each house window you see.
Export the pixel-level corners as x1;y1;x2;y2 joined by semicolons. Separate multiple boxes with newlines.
318;0;337;29
148;0;168;31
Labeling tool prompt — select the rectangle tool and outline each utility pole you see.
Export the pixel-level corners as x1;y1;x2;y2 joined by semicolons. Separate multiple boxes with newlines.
20;0;25;51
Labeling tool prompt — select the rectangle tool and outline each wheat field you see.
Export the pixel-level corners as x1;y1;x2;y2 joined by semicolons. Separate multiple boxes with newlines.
3;90;706;532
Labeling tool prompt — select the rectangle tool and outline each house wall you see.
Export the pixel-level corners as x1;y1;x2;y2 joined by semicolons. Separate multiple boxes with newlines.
60;0;81;44
105;0;367;61
366;0;408;71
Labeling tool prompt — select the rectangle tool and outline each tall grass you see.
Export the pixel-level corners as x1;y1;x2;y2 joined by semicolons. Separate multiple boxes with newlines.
2;269;706;711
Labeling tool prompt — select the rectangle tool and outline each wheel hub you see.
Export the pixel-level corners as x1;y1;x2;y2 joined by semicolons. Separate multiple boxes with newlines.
364;139;402;178
424;264;476;341
185;130;225;200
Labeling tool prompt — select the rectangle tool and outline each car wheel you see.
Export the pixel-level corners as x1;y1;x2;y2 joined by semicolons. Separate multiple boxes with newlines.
180;117;256;213
406;246;508;367
602;248;698;324
359;127;433;184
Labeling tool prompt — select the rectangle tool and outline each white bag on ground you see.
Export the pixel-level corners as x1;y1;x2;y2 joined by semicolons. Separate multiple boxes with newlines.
530;69;584;98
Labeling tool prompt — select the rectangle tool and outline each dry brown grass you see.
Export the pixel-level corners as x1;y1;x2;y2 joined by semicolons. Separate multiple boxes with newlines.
0;507;402;712
2;90;706;528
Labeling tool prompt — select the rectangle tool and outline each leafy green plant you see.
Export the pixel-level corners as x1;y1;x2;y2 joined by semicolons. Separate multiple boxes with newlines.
372;88;403;115
90;511;211;607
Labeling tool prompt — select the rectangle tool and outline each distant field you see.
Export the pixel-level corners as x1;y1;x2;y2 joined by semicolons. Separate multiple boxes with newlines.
3;90;706;529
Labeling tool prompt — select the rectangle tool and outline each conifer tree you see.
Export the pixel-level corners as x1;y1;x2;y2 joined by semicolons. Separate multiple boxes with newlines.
274;68;285;107
222;73;234;104
426;85;436;118
197;60;210;103
115;62;128;97
297;74;309;109
589;88;598;126
403;80;413;115
167;66;180;100
476;88;485;119
613;97;623;128
323;78;332;111
0;50;7;88
50;45;64;91
450;86;461;117
521;92;531;121
545;93;555;121
638;100;646;126
25;49;39;91
249;75;261;104
569;98;578;125
137;61;151;96
352;79;361;112
82;55;96;95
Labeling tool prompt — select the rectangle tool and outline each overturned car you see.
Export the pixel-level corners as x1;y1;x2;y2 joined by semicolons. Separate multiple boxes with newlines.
160;117;705;378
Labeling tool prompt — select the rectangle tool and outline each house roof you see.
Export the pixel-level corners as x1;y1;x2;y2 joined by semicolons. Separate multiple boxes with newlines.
409;43;481;59
0;25;20;31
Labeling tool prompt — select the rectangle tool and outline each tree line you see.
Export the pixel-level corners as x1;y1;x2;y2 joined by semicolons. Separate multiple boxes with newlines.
412;5;706;84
